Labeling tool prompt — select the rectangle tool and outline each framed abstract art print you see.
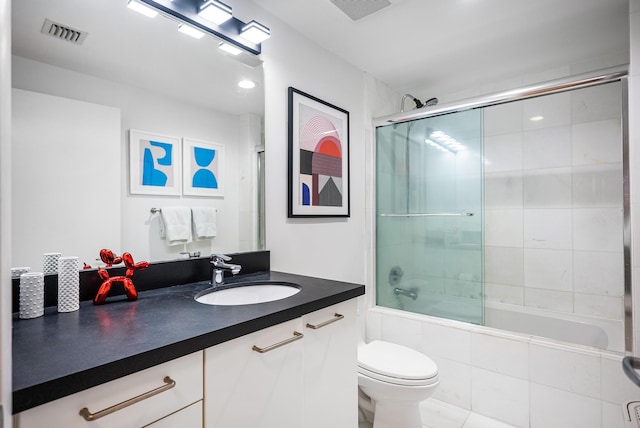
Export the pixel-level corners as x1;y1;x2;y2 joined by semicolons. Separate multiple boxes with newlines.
288;87;350;217
129;129;181;196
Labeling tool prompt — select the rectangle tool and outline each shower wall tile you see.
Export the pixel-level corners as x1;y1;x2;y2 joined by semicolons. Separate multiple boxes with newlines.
530;383;602;428
485;172;523;208
483;103;523;137
523;249;573;291
572;119;622;166
483;282;524;305
380;312;422;352
574;293;622;320
484;133;523;173
471;367;529;428
601;402;626;428
423;322;471;364
572;163;623;208
485;209;523;247
573;250;624;297
431;356;472;409
524;288;573;312
522;66;571;86
523;167;572;208
522;126;572;169
485;246;524;286
529;342;601;399
600;353;639;405
572;207;623;252
571;82;622;124
470;332;529;379
523;208;572;249
522;91;571;130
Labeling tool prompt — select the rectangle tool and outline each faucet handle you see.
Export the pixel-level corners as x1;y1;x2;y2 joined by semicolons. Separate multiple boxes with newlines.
210;253;231;262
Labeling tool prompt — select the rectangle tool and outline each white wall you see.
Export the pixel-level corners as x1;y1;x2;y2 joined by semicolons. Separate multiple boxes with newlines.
12;56;248;263
258;13;369;284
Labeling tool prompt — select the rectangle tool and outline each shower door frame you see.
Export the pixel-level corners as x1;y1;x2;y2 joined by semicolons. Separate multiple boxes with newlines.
371;64;632;352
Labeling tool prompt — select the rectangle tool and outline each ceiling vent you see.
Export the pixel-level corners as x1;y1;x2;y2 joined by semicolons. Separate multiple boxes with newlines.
330;0;391;21
40;18;88;45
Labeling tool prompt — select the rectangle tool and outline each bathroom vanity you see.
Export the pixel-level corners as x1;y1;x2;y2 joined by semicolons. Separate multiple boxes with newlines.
12;268;364;427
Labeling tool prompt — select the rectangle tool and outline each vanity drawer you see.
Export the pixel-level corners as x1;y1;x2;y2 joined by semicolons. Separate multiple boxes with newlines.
15;351;203;428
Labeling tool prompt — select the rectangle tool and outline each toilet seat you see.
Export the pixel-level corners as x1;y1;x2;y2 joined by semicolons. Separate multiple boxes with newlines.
358;340;439;386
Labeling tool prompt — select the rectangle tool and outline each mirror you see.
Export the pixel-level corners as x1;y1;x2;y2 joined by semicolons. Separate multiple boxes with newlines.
11;0;265;270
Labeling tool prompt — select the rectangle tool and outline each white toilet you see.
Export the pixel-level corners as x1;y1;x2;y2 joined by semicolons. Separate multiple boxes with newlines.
357;340;439;428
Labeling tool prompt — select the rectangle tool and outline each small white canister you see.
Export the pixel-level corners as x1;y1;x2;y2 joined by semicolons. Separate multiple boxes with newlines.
43;252;62;275
19;272;45;319
57;256;79;313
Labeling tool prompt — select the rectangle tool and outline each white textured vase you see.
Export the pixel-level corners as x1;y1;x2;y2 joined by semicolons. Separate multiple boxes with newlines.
57;256;79;313
11;266;30;279
43;252;62;275
19;272;44;319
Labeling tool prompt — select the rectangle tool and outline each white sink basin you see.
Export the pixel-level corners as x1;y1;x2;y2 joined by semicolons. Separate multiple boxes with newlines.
195;282;301;306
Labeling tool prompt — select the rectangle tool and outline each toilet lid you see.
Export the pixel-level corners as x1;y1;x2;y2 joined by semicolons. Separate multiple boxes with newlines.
358;340;438;381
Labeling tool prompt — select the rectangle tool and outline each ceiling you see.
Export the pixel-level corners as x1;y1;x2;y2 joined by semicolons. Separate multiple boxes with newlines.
254;0;630;102
11;0;265;115
12;0;630;115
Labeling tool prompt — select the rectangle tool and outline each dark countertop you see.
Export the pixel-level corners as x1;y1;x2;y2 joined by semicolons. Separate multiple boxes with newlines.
12;271;365;414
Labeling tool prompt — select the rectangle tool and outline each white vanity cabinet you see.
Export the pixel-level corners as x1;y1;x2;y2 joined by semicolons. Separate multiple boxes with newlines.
302;298;358;428
14;351;203;428
204;299;358;428
204;317;305;428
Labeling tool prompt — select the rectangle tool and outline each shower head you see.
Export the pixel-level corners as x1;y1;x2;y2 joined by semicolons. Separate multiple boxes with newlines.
400;94;439;112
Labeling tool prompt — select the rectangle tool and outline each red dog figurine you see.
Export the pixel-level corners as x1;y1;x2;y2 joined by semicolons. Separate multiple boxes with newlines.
94;250;148;304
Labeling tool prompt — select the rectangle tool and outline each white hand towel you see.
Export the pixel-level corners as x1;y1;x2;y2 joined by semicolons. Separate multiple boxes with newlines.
159;207;192;246
191;207;217;239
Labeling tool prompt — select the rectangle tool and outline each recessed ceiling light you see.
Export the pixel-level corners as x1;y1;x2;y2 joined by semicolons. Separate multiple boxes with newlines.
238;80;256;89
530;115;544;121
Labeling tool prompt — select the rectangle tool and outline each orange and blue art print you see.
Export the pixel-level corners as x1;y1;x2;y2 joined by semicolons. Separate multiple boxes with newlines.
288;87;350;217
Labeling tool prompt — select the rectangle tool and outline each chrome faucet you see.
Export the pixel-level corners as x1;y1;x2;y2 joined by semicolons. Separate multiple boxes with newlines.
210;254;242;286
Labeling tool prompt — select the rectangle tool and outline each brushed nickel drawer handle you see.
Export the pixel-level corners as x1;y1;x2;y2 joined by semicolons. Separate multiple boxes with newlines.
306;313;344;330
79;376;176;421
252;331;304;353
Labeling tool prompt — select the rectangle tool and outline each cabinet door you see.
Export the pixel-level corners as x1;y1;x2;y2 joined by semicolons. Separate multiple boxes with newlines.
302;299;358;428
15;351;203;428
144;401;202;427
204;317;303;428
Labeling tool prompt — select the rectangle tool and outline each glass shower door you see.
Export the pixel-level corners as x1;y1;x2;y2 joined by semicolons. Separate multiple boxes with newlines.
375;109;484;324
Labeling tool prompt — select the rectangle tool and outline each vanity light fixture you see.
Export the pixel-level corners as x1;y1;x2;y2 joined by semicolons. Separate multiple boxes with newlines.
178;23;205;39
238;79;256;89
219;41;242;55
240;20;270;44
198;0;233;25
129;0;269;57
127;0;159;18
429;131;466;152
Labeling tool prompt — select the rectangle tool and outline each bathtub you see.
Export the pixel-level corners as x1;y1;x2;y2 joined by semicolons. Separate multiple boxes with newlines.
396;295;624;352
484;301;624;353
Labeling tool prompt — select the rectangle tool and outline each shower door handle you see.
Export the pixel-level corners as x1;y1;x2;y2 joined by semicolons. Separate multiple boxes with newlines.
380;212;474;217
623;357;640;387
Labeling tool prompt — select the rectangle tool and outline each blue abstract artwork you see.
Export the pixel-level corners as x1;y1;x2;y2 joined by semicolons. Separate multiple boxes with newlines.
183;138;224;197
142;140;173;186
192;147;218;189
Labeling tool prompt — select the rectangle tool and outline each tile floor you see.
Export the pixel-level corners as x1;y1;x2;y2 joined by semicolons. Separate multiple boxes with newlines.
358;398;516;428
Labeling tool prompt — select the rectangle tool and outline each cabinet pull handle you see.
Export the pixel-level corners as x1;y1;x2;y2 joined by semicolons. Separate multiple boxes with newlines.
306;313;344;330
252;331;304;353
79;376;176;421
